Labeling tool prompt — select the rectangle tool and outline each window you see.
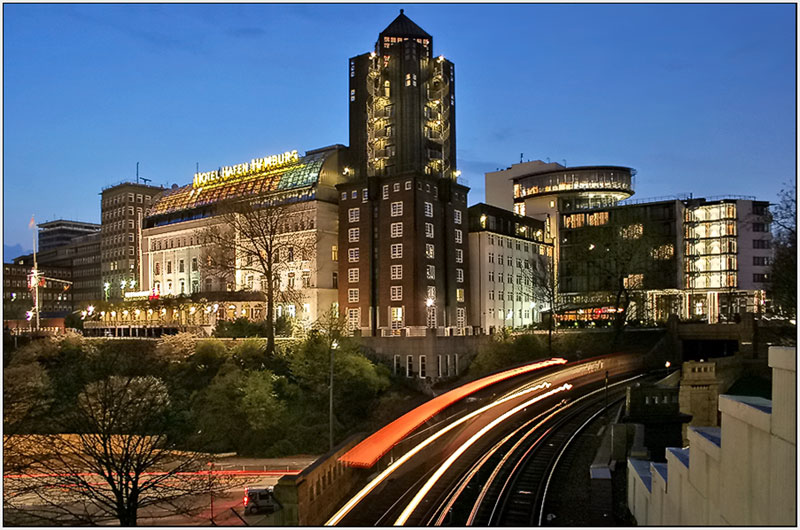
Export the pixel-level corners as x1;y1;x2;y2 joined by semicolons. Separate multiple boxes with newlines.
287;247;294;261
348;228;360;242
456;308;466;328
456;269;464;283
302;272;311;288
391;243;403;259
362;188;368;202
427;265;435;280
507;256;512;266
393;182;400;192
332;245;338;261
390;222;403;238
128;233;134;242
753;239;771;249
341;192;347;201
489;271;494;282
394;355;401;375
419;356;426;378
348;208;360;223
489;253;494;264
391;264;403;280
391;201;403;217
425;223;434;238
351;190;357;199
348;248;360;262
424;202;433;217
456;249;463;263
753;273;768;283
347;308;360;330
348;268;359;283
456;288;464;302
166;261;172;274
348;288;359;303
350;89;356;102
406;355;413;377
154;262;160;275
426;244;435;259
455;229;462;244
405;180;412;190
382;185;389;199
454;210;462;224
179;260;185;273
488;290;494;300
753;256;771;266
287;273;295;289
332;271;338;289
391;286;403;301
128;220;134;229
191;257;198;272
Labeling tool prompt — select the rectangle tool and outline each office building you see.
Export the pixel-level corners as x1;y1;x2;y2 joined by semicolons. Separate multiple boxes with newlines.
467;203;552;332
37;219;100;252
100;181;164;300
338;10;470;336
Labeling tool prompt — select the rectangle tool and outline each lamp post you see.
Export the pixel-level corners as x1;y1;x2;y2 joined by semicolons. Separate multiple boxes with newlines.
329;339;339;452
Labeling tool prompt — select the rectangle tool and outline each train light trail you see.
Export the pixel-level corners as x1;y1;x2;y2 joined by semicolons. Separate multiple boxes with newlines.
339;358;567;468
393;383;573;526
325;381;554;526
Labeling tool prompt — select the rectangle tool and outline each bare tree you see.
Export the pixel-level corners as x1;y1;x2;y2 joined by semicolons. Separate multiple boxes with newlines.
4;376;240;526
201;199;317;354
768;183;797;318
526;253;561;354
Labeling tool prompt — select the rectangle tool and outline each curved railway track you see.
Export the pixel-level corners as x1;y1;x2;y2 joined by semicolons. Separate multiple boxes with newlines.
416;375;643;526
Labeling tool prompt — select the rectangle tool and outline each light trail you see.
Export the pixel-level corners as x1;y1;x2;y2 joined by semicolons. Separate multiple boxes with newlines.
4;469;300;479
393;383;573;526
325;381;554;526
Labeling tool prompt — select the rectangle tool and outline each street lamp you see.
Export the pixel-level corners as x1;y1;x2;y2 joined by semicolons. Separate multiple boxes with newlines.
329;338;339;452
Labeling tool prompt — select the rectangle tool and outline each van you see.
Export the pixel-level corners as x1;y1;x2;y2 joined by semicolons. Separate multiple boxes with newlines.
243;486;278;515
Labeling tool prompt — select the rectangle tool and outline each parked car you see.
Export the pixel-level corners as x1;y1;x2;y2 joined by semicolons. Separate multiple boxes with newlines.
243;486;278;515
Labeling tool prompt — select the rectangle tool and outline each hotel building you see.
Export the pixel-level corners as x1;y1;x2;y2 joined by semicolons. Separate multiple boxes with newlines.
338;11;470;336
140;145;346;327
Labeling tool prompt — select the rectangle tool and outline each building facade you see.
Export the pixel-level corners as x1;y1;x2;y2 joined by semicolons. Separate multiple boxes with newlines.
338;11;470;336
100;182;164;300
140;145;346;328
37;219;100;252
467;203;552;332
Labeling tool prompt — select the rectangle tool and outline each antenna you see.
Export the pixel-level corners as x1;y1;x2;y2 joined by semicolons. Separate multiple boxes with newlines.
136;162;139;183
141;177;152;185
196;162;199;173
520;153;524;164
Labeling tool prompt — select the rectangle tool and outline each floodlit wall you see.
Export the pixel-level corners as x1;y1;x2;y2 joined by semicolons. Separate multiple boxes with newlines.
628;346;796;526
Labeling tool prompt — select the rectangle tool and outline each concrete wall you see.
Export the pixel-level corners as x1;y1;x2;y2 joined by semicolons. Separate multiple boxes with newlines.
269;434;367;526
628;346;796;526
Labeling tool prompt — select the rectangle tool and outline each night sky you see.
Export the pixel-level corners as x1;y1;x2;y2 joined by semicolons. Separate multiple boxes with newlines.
3;3;795;253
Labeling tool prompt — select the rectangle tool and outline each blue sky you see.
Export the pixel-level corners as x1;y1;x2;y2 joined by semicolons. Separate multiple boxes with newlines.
3;3;796;252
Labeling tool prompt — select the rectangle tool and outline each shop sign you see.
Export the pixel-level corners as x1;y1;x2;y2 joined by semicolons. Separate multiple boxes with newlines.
193;149;300;188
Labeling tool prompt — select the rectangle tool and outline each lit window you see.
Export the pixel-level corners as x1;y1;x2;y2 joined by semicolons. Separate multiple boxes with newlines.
427;265;435;280
351;190;358;199
455;229;462;244
456;288;464;302
341;192;347;201
348;228;359;242
426;244;435;259
391;243;403;259
347;308;360;330
331;245;338;261
391;264;403;280
424;202;433;217
382;185;389;199
348;268;359;283
425;223;434;238
348;208;360;223
350;89;356;102
456;268;464;283
405;180;412;190
393;182;400;192
391;201;403;217
348;248;359;262
391;222;403;238
391;286;403;301
362;188;368;202
454;210;462;224
348;288;359;303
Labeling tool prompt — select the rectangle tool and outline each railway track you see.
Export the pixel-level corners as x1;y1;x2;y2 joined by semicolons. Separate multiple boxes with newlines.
419;375;642;526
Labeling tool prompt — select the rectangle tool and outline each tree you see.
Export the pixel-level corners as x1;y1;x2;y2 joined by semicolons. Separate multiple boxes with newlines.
526;252;561;354
4;376;236;526
202;199;317;355
768;183;796;318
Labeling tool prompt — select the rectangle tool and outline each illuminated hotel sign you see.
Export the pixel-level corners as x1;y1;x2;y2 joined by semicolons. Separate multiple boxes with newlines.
193;149;300;188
